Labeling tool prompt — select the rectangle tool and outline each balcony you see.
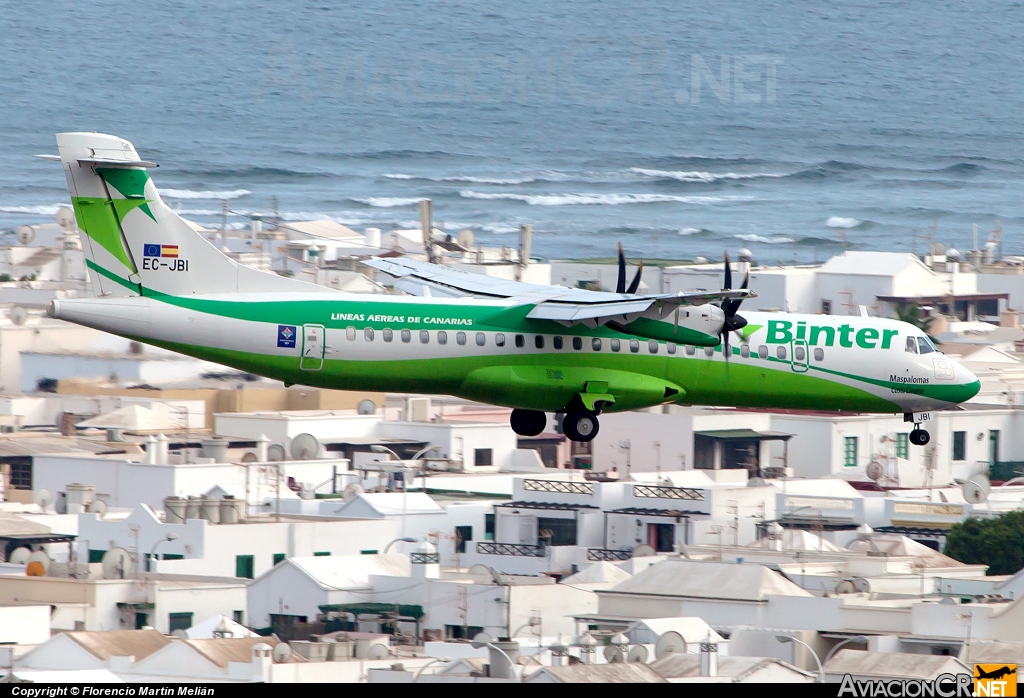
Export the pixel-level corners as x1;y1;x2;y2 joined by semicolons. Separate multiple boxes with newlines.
586;548;632;562
632;484;704;501
522;479;594;496
475;542;546;558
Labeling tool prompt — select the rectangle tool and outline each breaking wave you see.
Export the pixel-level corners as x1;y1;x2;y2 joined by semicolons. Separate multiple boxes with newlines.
459;191;750;206
351;197;423;207
826;216;863;228
630;167;787;183
161;188;252;200
384;173;537;185
735;233;796;244
0;203;68;216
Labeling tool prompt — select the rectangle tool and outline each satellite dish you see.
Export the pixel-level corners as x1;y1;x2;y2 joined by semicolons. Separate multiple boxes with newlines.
8;547;31;565
342;483;364;501
171;629;188;639
34;488;52;512
267;444;287;462
9;307;27;326
101;547;132;579
272;643;292;664
930;241;947;256
240;452;258;463
472;632;493;644
963;475;990;504
15;226;35;245
457;229;475;249
632;544;656;558
654;631;687;659
467;563;492;580
55;207;76;230
87;499;108;517
366;644;389;660
356;399;377;415
290;433;320;460
603;644;623;663
27;551;51;577
853;577;870;593
627;645;649;663
866;461;884;481
835;579;858;595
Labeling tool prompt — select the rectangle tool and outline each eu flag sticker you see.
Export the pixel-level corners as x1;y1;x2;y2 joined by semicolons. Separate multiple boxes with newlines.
277;325;297;348
143;244;161;258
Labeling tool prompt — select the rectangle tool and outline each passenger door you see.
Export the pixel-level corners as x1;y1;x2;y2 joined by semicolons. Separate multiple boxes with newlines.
300;324;325;371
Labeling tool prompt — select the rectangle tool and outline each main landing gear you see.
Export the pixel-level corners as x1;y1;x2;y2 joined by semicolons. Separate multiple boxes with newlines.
509;408;601;442
904;413;931;446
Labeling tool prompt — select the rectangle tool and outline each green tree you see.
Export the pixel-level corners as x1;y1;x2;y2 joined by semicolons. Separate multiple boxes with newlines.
894;303;935;337
944;510;1024;575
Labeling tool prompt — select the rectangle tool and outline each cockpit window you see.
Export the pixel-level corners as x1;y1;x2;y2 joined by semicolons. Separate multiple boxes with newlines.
917;336;937;354
905;336;918;354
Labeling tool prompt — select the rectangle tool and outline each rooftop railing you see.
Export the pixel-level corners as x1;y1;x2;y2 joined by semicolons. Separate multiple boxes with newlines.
522;479;594;496
475;542;546;558
632;484;704;501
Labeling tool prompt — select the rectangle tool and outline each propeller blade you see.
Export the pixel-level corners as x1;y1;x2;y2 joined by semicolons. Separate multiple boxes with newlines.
626;260;644;294
616;243;627;294
723;251;732;291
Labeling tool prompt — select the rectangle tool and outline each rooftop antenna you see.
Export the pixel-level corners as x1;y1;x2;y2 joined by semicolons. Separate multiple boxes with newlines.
913;221;936;257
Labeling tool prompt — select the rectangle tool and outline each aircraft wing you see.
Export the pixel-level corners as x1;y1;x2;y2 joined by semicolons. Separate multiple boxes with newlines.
364;256;755;327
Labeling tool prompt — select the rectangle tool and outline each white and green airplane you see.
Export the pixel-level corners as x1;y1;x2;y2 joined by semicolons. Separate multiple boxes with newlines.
46;133;979;444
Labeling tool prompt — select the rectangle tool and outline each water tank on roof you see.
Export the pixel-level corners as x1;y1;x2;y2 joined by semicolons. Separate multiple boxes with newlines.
199;495;221;524
164;496;186;524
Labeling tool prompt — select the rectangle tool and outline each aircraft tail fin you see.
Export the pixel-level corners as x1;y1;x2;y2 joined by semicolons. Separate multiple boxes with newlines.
56;132;322;297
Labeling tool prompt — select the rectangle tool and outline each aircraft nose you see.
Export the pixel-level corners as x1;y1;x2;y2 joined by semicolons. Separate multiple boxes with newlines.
952;359;980;403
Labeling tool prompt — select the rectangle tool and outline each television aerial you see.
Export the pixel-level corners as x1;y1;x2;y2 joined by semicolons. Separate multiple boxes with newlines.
962;474;990;504
14;226;35;246
101;547;132;579
272;643;292;663
632;544;656;558
171;629;188;639
290;433;320;460
266;444;287;462
33;488;52;512
654;631;687;659
356;399;377;415
8;547;31;565
865;461;884;482
603;644;624;663
87;499;109;517
457;229;475;250
627;645;649;663
55;207;76;230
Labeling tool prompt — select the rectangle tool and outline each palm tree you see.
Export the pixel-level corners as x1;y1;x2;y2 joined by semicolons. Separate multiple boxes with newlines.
894;303;935;337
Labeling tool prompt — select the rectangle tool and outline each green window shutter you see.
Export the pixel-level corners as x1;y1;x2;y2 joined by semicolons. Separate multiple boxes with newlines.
313;551;331;557
168;612;193;632
896;434;909;460
844;437;858;467
273;553;286;565
235;554;255;579
89;549;106;563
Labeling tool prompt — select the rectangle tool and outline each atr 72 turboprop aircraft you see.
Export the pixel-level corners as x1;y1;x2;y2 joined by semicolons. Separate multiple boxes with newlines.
46;133;979;444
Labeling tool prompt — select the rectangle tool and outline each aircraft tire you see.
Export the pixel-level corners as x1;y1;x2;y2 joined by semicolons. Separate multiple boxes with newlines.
510;409;547;437
563;411;599;442
909;429;930;446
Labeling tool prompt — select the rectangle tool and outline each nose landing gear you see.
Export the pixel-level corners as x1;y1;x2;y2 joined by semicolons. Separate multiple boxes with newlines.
904;413;931;446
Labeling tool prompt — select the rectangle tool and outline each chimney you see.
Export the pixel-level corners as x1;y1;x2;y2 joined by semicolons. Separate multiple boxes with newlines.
700;635;718;677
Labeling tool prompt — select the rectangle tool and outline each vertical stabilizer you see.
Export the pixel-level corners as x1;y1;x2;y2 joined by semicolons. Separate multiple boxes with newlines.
56;132;324;297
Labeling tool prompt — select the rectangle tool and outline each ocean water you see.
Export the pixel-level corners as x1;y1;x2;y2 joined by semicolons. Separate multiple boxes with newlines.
2;0;1023;262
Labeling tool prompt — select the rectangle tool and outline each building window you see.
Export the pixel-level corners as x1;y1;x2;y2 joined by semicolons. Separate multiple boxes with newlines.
89;549;106;563
844;437;858;467
896;434;909;460
822;299;833;315
485;514;495;541
168;612;193;632
474;449;493;467
952;431;966;461
537;517;577;547
314;551;330;557
233;610;244;625
235;555;255;579
273;553;286;566
8;459;31;490
455;526;472;553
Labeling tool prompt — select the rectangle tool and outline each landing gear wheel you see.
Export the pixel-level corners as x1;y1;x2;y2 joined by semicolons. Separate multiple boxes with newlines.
563;411;600;442
909;428;930;446
510;409;547;437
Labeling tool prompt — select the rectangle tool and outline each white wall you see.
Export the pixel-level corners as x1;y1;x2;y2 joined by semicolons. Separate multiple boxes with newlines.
0;605;51;644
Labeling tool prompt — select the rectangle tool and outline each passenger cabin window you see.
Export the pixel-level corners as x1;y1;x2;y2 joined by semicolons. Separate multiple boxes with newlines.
456;332;466;345
515;334;525;348
758;345;768;359
740;345;750;358
535;335;544;349
592;338;602;351
420;330;430;344
572;337;582;350
610;339;620;352
495;333;506;347
649;340;658;353
668;343;677;354
553;336;563;349
905;336;918;354
364;327;374;341
704;346;714;357
383;328;393;342
686;345;696;356
794;346;805;361
346;327;356;341
438;331;448;345
814;347;825;361
401;329;411;343
630;340;640;353
476;332;486;346
776;346;787;360
917;336;937;354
